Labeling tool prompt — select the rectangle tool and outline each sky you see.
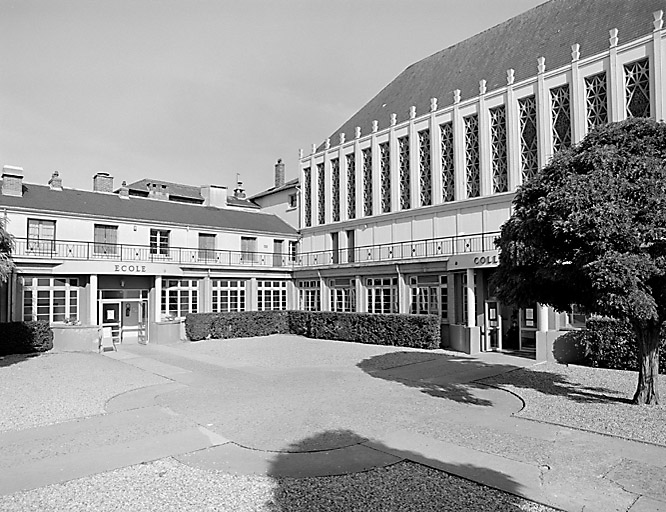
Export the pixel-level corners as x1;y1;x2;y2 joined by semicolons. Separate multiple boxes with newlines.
0;0;549;197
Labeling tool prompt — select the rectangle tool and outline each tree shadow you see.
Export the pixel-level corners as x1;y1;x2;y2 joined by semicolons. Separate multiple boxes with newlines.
0;352;41;368
357;351;632;407
264;429;557;511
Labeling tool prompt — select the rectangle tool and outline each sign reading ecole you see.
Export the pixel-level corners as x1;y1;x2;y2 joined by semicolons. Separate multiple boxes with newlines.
114;264;147;273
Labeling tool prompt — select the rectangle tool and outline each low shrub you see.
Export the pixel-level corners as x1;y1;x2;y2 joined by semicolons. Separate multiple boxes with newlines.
184;313;219;341
288;311;440;349
210;311;289;339
0;321;54;356
186;310;440;349
576;317;665;373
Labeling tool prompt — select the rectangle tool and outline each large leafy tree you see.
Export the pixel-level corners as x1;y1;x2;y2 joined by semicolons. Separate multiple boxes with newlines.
492;118;666;405
0;218;13;282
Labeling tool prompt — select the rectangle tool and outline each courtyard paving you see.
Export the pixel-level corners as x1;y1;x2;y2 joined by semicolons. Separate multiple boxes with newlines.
1;335;665;511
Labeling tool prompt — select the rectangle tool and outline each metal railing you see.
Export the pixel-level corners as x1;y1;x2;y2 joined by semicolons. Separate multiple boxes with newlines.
294;231;500;267
12;238;294;268
12;231;499;269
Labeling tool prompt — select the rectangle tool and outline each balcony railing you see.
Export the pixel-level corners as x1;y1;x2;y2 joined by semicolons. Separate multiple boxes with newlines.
295;231;500;267
12;238;294;268
12;232;499;270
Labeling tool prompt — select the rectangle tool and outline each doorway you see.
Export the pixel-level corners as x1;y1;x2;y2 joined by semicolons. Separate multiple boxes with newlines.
99;289;149;344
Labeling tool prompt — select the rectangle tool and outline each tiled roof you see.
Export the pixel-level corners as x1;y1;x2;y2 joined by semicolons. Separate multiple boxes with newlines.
0;183;297;236
324;0;666;150
250;178;299;200
124;179;204;201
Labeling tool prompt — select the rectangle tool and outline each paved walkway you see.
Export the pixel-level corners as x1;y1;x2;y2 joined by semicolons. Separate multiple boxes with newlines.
1;336;665;512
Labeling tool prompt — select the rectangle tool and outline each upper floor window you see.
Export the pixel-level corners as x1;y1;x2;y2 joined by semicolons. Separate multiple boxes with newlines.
464;114;480;198
551;84;572;153
418;129;432;206
331;158;340;222
440;122;455;202
489;105;508;194
518;95;538;183
288;193;298;209
346;153;356;220
399;136;410;209
625;58;650;118
150;229;170;256
379;142;391;213
317;162;326;224
304;167;312;227
585;72;608;131
198;233;216;261
362;147;373;216
27;219;56;254
241;236;257;262
94;224;118;256
289;240;298;263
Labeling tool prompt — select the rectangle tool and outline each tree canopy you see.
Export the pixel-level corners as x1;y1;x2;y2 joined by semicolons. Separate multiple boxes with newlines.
492;118;666;404
0;219;14;282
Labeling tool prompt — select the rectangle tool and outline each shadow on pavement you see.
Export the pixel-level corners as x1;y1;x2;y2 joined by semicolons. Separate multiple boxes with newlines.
0;352;41;368
265;429;552;512
357;351;630;406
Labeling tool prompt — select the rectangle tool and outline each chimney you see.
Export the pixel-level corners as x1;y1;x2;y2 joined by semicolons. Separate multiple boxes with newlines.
93;172;114;193
2;165;24;197
274;158;285;188
201;185;228;208
48;171;63;191
233;181;246;199
147;182;169;200
119;181;130;199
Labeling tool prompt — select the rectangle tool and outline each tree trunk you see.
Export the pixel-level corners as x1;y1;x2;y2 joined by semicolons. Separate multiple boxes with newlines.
632;320;660;405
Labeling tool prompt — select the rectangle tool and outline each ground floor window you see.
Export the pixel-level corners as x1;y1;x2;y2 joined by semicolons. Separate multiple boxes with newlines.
257;280;287;311
298;280;321;311
367;277;398;314
409;275;438;315
162;279;199;318
212;279;246;312
330;278;356;312
22;276;79;323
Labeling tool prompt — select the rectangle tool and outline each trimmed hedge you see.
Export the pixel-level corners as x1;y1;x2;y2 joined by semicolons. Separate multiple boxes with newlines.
0;321;54;356
185;310;440;349
576;317;665;373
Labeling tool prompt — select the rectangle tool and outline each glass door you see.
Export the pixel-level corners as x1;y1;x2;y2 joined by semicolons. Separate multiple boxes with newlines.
101;302;121;344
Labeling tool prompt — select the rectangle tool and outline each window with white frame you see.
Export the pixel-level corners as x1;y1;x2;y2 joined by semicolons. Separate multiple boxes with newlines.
317;162;326;225
346;153;356;220
585;72;608;130
418;129;432;206
464;114;480;198
212;280;245;312
489;105;508;194
289;240;298;263
330;279;356;312
366;277;398;314
331;158;340;222
288;193;298;209
440;122;455;202
298;280;321;311
409;275;441;316
551;84;572;153
150;229;170;256
518;95;538;183
399;136;410;209
161;279;199;318
198;233;216;261
27;219;56;254
362;147;373;216
379;142;391;213
22;277;79;323
304;167;312;227
94;224;118;256
624;58;650;119
257;280;288;311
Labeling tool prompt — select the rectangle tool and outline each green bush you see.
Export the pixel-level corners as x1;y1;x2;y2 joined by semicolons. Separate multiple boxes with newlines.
0;321;53;356
210;311;289;339
185;310;440;349
577;317;665;373
185;313;219;341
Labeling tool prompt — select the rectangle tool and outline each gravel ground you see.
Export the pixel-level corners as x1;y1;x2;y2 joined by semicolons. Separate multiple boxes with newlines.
0;457;559;512
481;362;666;445
0;352;168;432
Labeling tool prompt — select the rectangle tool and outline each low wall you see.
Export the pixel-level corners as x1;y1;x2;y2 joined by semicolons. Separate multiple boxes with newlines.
536;330;585;364
149;320;184;344
52;325;101;352
448;324;481;354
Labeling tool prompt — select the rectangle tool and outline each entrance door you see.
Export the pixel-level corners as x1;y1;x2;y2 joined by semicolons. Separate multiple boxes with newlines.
102;302;121;344
273;240;284;267
484;300;503;351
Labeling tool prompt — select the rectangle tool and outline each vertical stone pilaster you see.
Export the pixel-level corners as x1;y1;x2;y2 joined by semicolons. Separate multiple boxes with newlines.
153;275;161;322
389;114;400;211
538;303;549;332
506;69;521;191
320;275;330;312
409;106;419;209
371;124;380;216
248;278;258;311
478;80;492;196
452;90;466;201
608;28;624;122
536;57;551;168
652;10;665;121
466;268;476;328
570;44;586;142
338;140;348;222
355;275;365;313
430;98;443;205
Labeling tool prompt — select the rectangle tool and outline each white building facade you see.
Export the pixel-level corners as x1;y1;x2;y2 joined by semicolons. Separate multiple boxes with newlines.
295;0;666;353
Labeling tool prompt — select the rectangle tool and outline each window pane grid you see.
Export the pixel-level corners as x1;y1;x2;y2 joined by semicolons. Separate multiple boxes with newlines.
346;154;356;220
399;136;410;209
418;129;432;206
489;105;508;194
519;95;539;183
362;148;373;217
317;162;326;225
440;123;455;202
304;167;312;227
464;114;480;198
379;142;391;213
331;158;340;222
625;58;650;119
585;72;608;130
551;84;571;153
